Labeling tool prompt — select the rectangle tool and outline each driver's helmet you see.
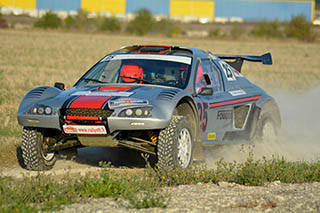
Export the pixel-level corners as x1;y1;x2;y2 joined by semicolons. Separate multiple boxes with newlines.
120;63;143;83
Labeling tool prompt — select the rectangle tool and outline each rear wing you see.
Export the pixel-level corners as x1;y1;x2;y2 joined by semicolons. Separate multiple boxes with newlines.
215;53;272;72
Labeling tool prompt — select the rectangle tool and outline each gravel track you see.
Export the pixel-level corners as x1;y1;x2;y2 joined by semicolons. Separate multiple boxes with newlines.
57;181;320;213
2;146;320;212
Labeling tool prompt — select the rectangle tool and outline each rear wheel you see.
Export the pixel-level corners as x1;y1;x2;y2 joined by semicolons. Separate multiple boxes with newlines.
21;127;57;171
255;113;278;143
157;116;194;169
261;117;277;142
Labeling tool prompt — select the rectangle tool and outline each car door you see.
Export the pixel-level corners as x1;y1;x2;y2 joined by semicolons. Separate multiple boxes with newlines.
194;58;231;144
211;58;261;142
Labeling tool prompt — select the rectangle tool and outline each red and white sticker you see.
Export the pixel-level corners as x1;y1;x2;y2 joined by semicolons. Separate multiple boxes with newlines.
63;125;107;135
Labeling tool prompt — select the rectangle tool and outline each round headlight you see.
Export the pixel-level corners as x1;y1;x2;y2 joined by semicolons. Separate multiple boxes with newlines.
38;107;44;114
125;109;133;116
32;107;37;114
144;110;149;116
45;107;52;115
135;109;142;116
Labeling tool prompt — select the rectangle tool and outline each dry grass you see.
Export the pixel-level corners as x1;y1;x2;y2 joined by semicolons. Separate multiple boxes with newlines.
0;29;319;167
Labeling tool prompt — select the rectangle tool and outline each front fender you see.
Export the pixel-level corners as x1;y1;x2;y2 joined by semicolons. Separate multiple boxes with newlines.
151;90;195;127
18;86;62;114
17;86;63;129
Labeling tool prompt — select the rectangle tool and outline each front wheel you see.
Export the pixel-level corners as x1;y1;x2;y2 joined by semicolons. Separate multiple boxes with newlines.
21;127;57;171
157;116;194;169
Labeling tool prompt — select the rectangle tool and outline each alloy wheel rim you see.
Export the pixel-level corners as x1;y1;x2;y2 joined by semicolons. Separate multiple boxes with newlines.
177;128;192;168
41;143;55;161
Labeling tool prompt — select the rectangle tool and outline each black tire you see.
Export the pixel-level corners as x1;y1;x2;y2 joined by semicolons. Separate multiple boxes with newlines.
21;127;57;171
157;116;194;169
255;112;278;143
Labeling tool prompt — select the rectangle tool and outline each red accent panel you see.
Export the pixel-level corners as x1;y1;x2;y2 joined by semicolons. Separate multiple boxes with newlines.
140;45;171;48
135;50;170;55
99;86;132;91
66;116;99;121
210;96;261;108
69;96;111;109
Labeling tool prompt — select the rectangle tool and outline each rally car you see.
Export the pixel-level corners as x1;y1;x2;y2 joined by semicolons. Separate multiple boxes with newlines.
17;45;280;171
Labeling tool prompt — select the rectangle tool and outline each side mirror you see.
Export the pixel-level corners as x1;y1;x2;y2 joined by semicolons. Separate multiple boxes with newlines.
199;87;213;96
54;82;65;90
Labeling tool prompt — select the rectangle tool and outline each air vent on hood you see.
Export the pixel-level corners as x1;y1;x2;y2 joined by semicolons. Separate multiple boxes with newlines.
25;87;47;99
157;89;179;101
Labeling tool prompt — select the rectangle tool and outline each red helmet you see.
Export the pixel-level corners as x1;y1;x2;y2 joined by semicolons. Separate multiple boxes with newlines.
120;63;143;83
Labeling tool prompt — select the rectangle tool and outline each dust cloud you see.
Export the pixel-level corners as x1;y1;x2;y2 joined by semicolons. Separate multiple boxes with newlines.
204;87;320;167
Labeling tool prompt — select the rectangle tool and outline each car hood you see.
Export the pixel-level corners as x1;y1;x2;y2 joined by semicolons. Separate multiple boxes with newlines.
18;84;184;115
62;84;182;109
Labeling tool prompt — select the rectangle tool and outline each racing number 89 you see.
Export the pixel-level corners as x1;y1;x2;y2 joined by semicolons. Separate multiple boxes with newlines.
197;102;208;132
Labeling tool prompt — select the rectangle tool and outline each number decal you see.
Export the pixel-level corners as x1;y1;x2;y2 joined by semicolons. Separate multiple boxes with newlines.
197;102;208;132
219;61;236;81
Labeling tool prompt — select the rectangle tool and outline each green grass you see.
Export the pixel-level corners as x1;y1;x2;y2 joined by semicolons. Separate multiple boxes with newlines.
157;152;320;187
1;153;320;211
0;165;169;211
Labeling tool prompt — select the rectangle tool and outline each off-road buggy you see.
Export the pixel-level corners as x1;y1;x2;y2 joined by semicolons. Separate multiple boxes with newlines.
17;45;280;170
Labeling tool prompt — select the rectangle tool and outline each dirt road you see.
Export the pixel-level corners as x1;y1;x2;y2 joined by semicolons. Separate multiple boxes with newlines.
0;147;148;179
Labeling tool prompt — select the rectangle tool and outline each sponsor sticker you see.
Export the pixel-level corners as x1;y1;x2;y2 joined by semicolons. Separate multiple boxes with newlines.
72;91;133;97
229;89;246;96
101;54;192;65
217;110;233;120
232;68;244;78
208;132;216;140
63;125;107;135
108;98;148;109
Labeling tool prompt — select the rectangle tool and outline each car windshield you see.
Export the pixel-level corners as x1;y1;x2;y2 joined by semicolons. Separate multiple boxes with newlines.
76;54;192;89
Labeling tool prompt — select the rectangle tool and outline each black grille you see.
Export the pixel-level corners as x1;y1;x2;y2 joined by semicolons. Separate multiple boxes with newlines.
63;108;113;119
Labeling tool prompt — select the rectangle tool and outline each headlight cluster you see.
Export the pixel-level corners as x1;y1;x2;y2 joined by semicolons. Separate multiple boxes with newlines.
119;107;152;118
28;105;53;115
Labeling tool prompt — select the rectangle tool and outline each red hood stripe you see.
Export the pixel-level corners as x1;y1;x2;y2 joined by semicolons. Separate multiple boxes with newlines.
69;96;111;109
99;86;133;91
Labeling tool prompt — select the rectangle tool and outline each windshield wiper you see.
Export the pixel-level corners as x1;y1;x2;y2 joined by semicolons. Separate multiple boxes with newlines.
121;76;152;84
82;78;106;84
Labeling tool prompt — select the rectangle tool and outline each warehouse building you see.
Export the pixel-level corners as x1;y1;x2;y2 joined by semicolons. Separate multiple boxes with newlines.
214;0;315;22
0;0;316;23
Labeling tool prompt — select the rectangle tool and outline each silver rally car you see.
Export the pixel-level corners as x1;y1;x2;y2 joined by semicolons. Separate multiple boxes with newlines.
17;45;280;171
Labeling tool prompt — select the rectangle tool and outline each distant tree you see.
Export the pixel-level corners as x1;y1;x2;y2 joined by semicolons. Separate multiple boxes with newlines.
71;10;90;30
285;15;315;41
126;8;154;36
99;17;121;32
64;15;73;29
34;11;62;29
0;12;9;28
251;20;283;38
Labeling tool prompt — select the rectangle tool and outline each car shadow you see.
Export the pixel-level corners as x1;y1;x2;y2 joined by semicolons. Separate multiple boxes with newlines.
61;147;157;168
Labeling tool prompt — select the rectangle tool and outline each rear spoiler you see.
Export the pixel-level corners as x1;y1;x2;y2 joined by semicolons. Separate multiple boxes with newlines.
215;53;272;72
